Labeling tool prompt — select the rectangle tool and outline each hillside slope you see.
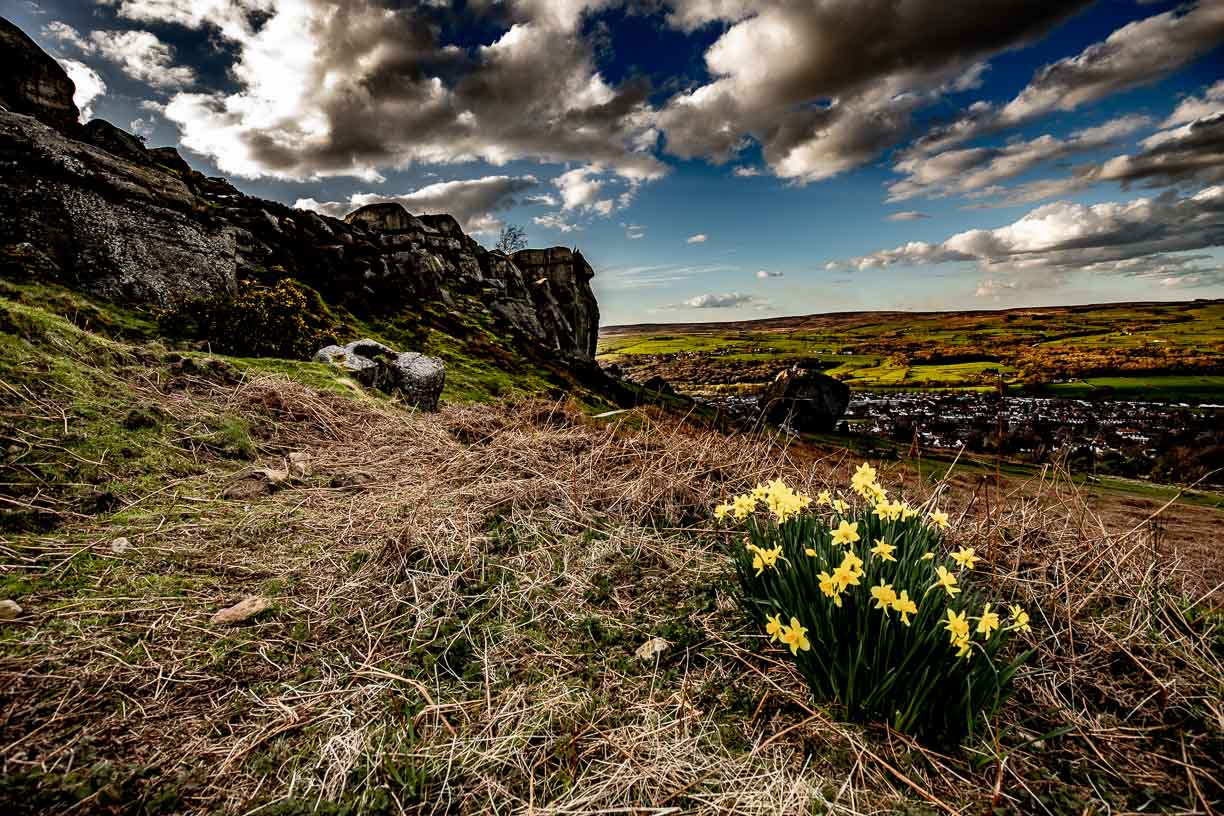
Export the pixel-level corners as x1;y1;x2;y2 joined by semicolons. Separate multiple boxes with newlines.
0;297;1220;814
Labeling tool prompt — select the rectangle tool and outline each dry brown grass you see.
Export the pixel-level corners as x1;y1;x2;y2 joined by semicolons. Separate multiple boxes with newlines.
1;372;1220;815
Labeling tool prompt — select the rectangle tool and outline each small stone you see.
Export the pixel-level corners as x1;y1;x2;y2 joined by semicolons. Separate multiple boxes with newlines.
287;451;312;478
0;599;22;620
209;597;272;626
221;467;289;500
635;636;670;661
110;536;131;554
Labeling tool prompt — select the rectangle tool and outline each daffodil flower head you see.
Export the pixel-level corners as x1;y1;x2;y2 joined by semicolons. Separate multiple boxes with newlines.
830;520;860;547
840;550;864;576
817;571;844;606
943;608;970;643
871;581;897;615
976;603;1000;638
892;590;918;625
764;613;784;643
930;565;960;597
850;462;877;496
732;493;757;520
954;634;973;660
747;543;785;576
816;489;832;506
714;502;732;520
870;538;896;562
832;561;861;592
1008;604;1032;633
779;616;811;655
951;546;979;570
920;551;935;561
928;509;950;529
751;483;769;502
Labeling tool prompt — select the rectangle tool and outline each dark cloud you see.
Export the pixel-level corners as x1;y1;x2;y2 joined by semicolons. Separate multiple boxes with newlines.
144;0;663;183
659;0;1088;181
911;2;1224;155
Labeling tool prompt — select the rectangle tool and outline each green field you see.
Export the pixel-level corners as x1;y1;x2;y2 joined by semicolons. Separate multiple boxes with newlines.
599;299;1224;400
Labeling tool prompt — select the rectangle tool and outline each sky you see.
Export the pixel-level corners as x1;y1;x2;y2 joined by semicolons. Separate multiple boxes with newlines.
5;0;1223;325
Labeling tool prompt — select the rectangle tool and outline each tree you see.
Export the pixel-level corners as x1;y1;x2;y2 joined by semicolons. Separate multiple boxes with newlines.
495;224;528;253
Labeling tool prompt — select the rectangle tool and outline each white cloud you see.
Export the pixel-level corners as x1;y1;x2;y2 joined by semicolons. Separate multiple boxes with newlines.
842;186;1224;291
889;114;1152;201
683;291;761;308
732;165;762;177
56;59;105;122
42;21;94;53
294;174;539;234
534;212;582;232
1165;81;1224;127
887;211;930;221
129;116;156;139
755;269;783;278
89;29;196;89
686;233;708;244
524;193;558;207
912;2;1224;155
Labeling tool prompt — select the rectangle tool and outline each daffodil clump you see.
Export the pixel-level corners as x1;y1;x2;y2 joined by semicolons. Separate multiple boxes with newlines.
721;465;1033;743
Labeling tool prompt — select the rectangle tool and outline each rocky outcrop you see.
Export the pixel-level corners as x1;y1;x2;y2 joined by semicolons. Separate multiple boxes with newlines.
758;366;851;433
0;18;78;133
315;339;445;411
0;19;601;363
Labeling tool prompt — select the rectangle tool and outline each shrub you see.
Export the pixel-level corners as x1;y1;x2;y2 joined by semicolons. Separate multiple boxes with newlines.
718;464;1032;744
158;278;344;359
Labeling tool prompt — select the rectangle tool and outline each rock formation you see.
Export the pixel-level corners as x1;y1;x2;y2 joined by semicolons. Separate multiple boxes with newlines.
315;339;446;411
758;366;851;433
0;17;600;363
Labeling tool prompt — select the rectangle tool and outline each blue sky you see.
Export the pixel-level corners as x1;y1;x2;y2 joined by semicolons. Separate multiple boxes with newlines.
8;0;1223;325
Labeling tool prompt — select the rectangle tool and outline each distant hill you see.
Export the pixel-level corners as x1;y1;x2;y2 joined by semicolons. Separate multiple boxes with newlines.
599;299;1224;401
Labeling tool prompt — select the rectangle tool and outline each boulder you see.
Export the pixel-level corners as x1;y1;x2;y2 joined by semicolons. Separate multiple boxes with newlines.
344;202;428;233
81;119;149;164
0;18;79;133
642;375;676;395
758;366;851;433
315;339;445;411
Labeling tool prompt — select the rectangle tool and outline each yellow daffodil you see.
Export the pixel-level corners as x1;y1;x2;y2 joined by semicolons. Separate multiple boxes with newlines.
954;634;972;659
830;520;860;547
841;550;864;575
764;613;784;643
900;503;919;521
870;581;897;615
892;590;918;625
751;483;769;502
816;490;832;506
930;565;960;597
817;571;843;606
928;509;950;529
867;482;888;504
714;502;732;520
747;543;786;576
943;608;970;643
832;562;861;592
920;551;935;561
1007;604;1031;633
832;498;849;514
951;546;979;570
732;493;757;519
804;546;817;557
872;501;893;521
850;462;877;495
976;603;1000;638
779;617;811;655
870;538;897;562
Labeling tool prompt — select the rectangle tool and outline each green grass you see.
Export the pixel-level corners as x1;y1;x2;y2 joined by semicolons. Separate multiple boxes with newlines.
1042;375;1224;402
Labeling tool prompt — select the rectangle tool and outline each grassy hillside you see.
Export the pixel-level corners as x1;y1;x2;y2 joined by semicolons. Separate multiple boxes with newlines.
1;286;1221;813
600;299;1224;399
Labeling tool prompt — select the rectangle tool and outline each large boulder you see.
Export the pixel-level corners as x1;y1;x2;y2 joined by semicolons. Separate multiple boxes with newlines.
758;366;850;433
343;202;427;233
0;17;79;133
315;339;445;411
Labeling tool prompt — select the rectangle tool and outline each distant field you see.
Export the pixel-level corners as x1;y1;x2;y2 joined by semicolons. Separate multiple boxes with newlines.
599;299;1224;400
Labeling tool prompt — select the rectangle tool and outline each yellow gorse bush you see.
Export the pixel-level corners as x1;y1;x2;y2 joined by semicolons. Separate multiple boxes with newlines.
720;466;1033;743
